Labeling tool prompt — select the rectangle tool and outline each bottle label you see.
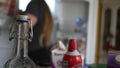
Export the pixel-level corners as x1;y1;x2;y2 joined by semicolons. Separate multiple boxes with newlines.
62;60;68;68
62;60;82;68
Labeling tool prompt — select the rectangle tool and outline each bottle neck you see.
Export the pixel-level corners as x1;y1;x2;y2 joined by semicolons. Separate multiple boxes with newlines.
16;39;28;57
15;22;29;57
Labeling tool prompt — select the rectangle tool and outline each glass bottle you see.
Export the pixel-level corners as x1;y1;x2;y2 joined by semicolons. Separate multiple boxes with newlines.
4;15;36;68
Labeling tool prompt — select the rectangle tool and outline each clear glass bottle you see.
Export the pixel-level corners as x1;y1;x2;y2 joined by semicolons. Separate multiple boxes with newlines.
4;15;36;68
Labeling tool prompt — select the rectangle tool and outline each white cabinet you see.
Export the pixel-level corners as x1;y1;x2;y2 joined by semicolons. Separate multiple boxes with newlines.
55;0;99;64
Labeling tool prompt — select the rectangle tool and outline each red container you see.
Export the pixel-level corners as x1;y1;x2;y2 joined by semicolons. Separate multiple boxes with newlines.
62;39;82;68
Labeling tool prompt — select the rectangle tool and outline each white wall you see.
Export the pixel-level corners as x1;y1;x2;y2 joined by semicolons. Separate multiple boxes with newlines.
19;0;31;11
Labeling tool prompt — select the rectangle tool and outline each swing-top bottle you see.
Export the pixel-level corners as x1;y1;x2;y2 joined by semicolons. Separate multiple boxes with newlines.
4;15;36;68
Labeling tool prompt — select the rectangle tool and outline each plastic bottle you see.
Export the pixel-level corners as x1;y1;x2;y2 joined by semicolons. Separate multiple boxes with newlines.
62;38;82;68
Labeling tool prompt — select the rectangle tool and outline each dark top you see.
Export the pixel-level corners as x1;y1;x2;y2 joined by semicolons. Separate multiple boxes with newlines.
25;0;44;52
25;0;51;66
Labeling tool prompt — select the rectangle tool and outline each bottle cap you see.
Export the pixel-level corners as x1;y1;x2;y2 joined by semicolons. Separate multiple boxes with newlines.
68;39;78;51
16;15;28;21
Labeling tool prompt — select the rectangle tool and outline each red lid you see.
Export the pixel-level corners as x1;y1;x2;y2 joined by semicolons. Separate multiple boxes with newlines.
68;39;78;51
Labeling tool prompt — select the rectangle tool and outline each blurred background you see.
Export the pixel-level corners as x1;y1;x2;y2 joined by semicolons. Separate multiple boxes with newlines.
0;0;120;68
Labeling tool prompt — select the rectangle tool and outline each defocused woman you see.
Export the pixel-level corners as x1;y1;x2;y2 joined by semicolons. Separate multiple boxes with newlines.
24;0;53;66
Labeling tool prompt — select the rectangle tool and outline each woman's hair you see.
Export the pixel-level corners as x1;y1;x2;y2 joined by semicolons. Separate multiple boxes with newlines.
39;0;53;47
